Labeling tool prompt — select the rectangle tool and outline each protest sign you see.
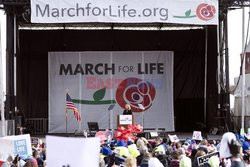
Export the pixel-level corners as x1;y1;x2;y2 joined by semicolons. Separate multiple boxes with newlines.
31;137;39;146
46;136;100;167
0;134;32;161
168;134;180;143
192;131;202;140
197;152;219;166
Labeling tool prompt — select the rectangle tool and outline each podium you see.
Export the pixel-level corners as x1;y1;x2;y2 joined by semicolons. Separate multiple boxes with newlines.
117;115;134;128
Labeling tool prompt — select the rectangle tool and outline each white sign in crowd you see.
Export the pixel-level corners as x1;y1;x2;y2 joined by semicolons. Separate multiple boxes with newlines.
46;136;100;167
0;134;32;161
192;131;203;141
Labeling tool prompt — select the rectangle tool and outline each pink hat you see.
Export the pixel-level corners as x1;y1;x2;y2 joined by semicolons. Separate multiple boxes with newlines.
29;158;38;165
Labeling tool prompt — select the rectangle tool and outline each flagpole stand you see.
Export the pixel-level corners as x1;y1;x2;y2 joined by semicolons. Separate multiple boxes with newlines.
74;114;87;137
75;108;86;137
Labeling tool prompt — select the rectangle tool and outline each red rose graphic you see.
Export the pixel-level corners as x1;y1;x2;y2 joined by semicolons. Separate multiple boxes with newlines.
196;3;216;21
116;78;156;112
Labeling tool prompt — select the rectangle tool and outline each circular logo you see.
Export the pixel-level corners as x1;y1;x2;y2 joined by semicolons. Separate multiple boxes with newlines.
115;78;156;112
196;3;216;21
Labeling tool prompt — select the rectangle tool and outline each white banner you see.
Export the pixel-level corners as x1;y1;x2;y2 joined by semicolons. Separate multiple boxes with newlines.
49;51;174;133
31;0;218;25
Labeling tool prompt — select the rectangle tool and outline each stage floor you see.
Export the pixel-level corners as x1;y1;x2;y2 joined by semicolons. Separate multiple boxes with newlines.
34;132;223;143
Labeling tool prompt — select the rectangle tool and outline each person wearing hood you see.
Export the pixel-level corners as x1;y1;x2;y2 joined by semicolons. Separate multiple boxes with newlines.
206;156;220;167
178;147;191;167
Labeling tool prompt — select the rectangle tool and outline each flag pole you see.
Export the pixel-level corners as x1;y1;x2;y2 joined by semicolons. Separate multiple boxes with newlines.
77;111;81;132
65;89;69;134
0;20;6;136
66;109;68;134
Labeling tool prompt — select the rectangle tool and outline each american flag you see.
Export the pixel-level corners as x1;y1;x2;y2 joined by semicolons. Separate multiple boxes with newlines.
66;93;81;122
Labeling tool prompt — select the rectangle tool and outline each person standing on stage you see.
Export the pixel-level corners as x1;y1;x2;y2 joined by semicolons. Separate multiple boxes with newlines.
123;104;132;115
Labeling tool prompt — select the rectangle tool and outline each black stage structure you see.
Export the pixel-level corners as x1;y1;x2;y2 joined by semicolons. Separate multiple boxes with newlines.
0;0;248;134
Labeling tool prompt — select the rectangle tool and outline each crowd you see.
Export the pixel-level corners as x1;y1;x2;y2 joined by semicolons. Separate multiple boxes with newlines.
0;131;249;167
98;132;250;167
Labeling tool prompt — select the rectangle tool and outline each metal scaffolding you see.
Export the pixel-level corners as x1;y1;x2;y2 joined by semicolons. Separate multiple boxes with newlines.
0;0;247;132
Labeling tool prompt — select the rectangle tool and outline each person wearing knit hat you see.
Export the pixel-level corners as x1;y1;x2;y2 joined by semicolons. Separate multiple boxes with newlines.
242;141;250;152
153;144;166;155
128;144;140;158
178;147;192;167
117;140;125;147
185;138;192;145
179;156;191;167
23;158;38;167
115;146;130;158
101;146;112;156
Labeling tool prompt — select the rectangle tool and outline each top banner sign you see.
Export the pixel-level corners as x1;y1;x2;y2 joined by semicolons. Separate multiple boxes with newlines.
31;0;218;25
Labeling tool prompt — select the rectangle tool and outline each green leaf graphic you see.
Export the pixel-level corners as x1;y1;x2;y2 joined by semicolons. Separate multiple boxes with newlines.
93;87;106;101
185;9;191;17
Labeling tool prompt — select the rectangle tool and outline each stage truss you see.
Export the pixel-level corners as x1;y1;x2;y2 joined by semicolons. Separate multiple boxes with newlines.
0;0;248;131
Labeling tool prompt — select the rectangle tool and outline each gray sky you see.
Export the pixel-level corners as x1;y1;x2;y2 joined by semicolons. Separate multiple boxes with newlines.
228;9;244;85
0;10;6;95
